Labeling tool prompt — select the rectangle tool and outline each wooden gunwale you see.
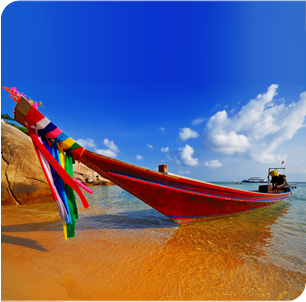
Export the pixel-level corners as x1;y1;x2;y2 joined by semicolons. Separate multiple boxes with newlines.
108;172;291;203
82;150;291;200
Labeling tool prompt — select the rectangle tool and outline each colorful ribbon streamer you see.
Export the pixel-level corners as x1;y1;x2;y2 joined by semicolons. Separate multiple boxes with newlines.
3;87;92;240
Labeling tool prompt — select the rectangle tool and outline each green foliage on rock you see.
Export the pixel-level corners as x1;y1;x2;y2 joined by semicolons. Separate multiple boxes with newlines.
1;113;15;121
1;113;29;135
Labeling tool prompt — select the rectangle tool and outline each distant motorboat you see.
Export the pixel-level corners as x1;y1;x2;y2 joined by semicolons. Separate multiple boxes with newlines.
242;177;268;183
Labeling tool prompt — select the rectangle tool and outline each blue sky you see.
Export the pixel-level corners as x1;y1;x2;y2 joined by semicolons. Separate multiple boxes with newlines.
1;1;306;182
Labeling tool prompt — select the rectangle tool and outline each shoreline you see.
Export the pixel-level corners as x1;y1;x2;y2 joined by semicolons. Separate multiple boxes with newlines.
84;182;115;186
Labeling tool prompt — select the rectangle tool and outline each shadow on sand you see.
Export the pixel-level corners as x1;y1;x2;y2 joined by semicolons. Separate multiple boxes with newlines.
2;209;177;233
1;209;178;250
1;233;49;252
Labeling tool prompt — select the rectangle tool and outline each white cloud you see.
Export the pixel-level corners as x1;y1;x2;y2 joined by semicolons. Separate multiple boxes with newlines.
167;155;181;165
103;139;119;152
161;147;169;153
202;85;306;163
178;171;191;175
179;128;199;141
147;144;153;149
212;130;250;154
205;160;222;169
76;138;96;148
136;155;143;160
159;127;165;131
177;145;198;166
91;139;120;158
192;117;206;125
95;148;117;158
211;103;221;112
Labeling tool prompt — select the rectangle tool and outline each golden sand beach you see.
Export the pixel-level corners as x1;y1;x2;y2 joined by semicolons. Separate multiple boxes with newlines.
1;188;305;300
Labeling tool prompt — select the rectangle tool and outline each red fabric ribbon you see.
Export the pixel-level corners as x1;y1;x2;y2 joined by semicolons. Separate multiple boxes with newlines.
28;128;89;209
32;142;58;201
26;106;45;127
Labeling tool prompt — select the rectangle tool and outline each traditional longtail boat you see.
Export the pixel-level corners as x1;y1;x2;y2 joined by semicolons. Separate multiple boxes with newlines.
13;96;292;229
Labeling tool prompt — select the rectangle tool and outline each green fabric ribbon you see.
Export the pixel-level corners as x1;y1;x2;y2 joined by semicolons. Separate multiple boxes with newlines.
65;150;79;238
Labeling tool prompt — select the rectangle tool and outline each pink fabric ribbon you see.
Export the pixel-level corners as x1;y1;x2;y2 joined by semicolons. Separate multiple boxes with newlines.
73;177;94;194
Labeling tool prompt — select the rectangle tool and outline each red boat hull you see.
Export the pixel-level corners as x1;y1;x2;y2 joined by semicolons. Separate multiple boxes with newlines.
81;151;292;225
13;97;292;226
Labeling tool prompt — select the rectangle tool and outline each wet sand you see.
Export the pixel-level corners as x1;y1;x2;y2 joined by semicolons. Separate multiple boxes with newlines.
1;200;305;300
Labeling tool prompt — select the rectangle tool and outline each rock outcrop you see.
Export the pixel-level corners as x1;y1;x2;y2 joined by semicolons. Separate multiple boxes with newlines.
73;162;113;186
1;120;53;205
1;120;113;205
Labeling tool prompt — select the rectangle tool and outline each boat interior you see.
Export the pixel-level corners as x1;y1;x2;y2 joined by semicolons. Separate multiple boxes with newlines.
257;184;291;194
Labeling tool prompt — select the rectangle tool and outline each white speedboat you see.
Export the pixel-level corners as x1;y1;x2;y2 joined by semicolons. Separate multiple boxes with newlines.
242;177;268;183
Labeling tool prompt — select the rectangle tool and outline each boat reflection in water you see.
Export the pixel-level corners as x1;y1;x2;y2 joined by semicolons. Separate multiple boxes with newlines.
165;200;290;259
142;201;301;300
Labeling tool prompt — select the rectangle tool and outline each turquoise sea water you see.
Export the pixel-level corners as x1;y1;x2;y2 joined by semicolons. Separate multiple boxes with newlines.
81;181;306;233
2;181;305;300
